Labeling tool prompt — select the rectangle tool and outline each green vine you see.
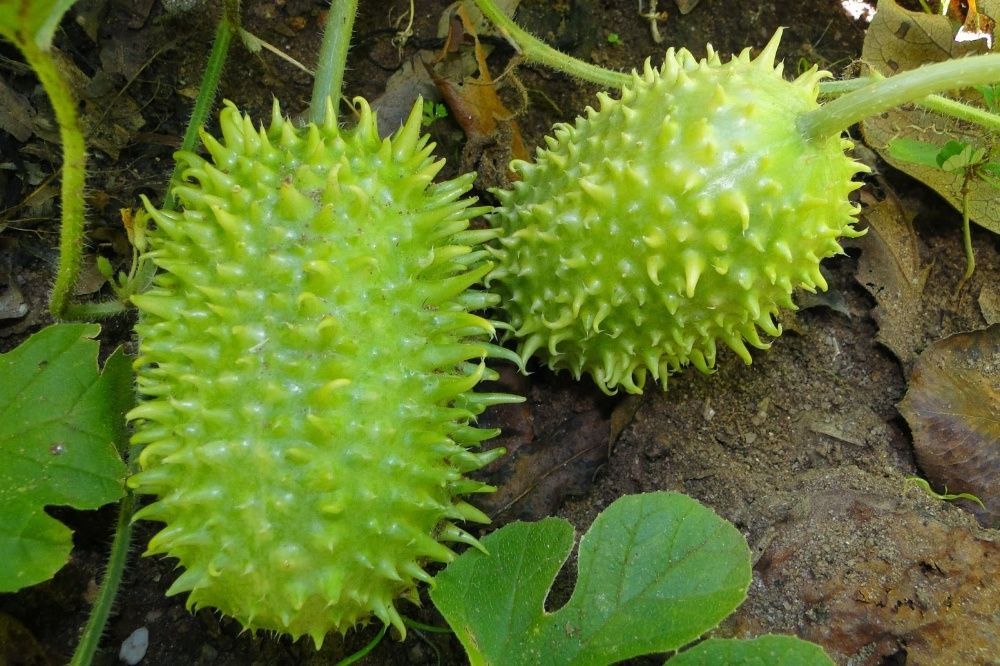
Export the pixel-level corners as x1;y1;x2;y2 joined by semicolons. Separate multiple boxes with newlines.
14;38;90;320
309;0;359;124
472;0;630;88
68;490;136;666
799;55;1000;139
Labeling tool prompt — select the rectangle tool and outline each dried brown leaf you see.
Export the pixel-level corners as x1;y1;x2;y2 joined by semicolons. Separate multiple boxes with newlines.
853;198;931;366
752;480;1000;663
372;58;440;136
428;4;529;185
37;49;146;161
898;324;1000;527
0;79;35;142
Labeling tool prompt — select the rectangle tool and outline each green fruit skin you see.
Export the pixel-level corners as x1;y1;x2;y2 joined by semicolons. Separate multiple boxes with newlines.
489;33;866;394
128;99;518;646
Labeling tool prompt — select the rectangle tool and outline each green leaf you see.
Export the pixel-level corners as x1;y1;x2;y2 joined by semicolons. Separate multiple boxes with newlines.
0;324;130;592
0;0;79;50
431;492;752;666
666;635;835;665
887;138;943;169
936;141;987;173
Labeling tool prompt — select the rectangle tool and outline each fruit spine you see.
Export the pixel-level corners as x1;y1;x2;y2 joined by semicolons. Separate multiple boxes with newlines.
489;31;866;393
128;99;518;645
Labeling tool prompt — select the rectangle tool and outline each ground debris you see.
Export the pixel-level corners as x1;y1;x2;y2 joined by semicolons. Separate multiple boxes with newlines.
742;470;1000;665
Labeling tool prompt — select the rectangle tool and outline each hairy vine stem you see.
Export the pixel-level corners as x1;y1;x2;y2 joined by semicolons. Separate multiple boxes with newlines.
310;0;360;124
472;0;629;88
162;0;240;212
15;39;89;319
69;489;136;666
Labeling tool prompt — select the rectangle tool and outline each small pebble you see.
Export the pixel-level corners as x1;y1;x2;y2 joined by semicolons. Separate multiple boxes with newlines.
119;627;149;665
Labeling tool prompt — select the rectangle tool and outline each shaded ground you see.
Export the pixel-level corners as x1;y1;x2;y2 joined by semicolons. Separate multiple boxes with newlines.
1;1;998;665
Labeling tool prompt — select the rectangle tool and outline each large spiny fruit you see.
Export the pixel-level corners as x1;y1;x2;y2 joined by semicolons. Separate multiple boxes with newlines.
489;31;866;394
128;98;518;646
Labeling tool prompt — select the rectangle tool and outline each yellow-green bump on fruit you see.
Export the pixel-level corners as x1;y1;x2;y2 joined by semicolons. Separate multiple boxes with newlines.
128;98;521;646
489;30;867;394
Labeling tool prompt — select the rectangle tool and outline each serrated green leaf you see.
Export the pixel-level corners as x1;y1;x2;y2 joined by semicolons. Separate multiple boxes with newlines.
666;635;834;665
0;323;130;592
0;0;78;50
431;492;752;666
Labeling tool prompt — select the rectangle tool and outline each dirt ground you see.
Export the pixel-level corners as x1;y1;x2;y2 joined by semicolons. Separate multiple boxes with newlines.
1;0;998;665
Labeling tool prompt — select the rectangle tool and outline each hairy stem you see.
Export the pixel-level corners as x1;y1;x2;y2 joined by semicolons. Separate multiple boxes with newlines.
800;54;1000;139
916;92;1000;132
471;0;630;89
16;41;88;320
818;77;874;96
310;0;360;124
68;490;136;666
62;299;129;320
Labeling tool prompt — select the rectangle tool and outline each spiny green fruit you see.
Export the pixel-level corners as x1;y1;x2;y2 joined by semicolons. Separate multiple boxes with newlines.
128;98;519;646
489;31;866;394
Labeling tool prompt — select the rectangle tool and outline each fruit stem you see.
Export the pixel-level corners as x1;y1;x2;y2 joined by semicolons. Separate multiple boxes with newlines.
471;0;631;89
818;78;873;96
310;0;360;124
819;79;1000;130
799;54;1000;140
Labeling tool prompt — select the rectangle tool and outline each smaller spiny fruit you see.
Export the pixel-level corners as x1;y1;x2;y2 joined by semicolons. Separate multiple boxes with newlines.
128;98;519;646
489;30;866;394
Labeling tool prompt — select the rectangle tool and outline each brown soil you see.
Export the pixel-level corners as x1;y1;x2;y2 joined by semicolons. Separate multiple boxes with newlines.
1;1;997;665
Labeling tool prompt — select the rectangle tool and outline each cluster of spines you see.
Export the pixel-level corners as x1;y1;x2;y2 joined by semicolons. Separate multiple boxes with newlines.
129;98;521;645
489;30;865;393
